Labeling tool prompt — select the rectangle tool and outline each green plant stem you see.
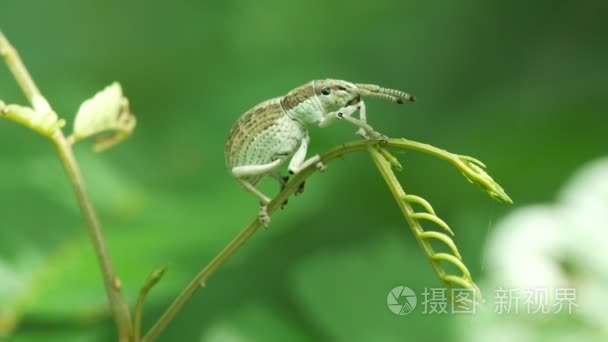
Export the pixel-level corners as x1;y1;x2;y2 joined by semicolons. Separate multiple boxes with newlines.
1;31;132;341
52;131;133;340
367;146;453;291
142;220;260;342
134;267;167;341
0;32;40;104
143;136;502;340
142;140;376;341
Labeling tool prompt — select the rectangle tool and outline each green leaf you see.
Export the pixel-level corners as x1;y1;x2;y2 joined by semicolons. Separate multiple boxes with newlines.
201;303;309;342
289;233;454;342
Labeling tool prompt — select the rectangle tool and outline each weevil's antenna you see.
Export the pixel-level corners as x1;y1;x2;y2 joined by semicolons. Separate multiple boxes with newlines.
355;83;416;104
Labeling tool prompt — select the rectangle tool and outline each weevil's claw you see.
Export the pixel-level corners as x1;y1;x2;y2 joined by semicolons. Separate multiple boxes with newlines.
316;161;327;172
357;129;388;143
279;175;289;192
259;205;270;227
355;128;367;138
295;180;306;196
278;175;290;208
369;131;388;143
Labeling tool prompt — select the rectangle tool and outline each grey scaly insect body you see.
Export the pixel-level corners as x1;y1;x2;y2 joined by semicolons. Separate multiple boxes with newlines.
225;79;415;226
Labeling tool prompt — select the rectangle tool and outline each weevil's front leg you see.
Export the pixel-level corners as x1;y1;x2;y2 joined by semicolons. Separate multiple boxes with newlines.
287;133;324;195
317;105;359;128
288;133;310;173
232;158;285;227
288;133;326;174
355;101;368;138
340;111;387;141
329;101;384;140
317;104;383;140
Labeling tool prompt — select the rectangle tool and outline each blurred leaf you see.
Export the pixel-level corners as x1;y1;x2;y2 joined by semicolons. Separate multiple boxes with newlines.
9;325;110;342
201;303;309;342
289;233;453;342
0;248;45;337
0;154;143;217
12;188;261;318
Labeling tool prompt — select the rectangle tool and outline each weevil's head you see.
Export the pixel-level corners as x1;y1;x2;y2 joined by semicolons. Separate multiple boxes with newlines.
283;79;415;126
314;79;361;110
314;79;416;110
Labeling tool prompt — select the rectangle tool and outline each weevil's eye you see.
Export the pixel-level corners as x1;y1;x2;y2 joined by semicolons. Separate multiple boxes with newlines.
321;87;331;95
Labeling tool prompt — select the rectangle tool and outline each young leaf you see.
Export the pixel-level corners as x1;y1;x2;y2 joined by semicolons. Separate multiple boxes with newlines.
72;82;136;152
0;101;65;136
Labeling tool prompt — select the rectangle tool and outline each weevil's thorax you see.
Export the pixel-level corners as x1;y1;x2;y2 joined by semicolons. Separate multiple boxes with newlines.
281;79;361;126
280;79;359;126
280;82;324;126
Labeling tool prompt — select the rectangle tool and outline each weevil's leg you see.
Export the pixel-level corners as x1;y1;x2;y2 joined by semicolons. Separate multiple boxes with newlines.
231;159;283;178
286;133;322;194
236;178;272;227
241;182;270;226
355;101;368;138
259;205;270;227
269;171;289;191
289;154;326;174
295;179;306;196
316;105;359;128
269;171;290;208
340;114;387;141
232;159;285;227
288;134;326;175
318;104;383;140
287;134;310;196
317;111;340;128
288;133;310;174
236;178;271;205
330;102;377;139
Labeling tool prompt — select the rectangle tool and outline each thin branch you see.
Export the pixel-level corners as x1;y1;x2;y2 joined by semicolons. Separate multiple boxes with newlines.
0;31;41;104
141;140;376;342
367;146;451;290
0;31;132;340
388;139;512;204
0;101;64;136
143;137;508;340
367;146;484;302
134;267;167;341
52;132;133;340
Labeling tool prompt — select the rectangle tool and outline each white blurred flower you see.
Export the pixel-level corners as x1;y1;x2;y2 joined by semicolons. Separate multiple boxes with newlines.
462;158;608;342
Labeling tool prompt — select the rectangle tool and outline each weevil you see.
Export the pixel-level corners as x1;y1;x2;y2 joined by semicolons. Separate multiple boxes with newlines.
225;79;415;226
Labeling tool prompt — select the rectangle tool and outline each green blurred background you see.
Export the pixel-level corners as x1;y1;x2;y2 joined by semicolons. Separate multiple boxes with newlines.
0;0;605;341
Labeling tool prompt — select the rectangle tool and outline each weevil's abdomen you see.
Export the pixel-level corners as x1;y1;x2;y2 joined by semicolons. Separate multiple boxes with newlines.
225;98;306;176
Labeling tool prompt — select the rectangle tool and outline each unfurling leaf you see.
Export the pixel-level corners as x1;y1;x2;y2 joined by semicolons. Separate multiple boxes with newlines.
72;83;136;152
457;155;513;204
0;101;65;136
